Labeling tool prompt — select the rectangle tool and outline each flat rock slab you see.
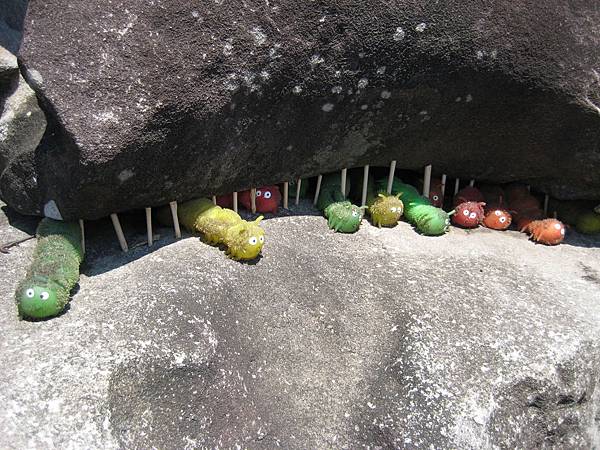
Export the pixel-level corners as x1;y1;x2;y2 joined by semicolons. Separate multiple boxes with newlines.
1;202;600;448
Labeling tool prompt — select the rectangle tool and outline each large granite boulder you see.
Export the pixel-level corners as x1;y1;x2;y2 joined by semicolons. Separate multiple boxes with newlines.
4;0;600;219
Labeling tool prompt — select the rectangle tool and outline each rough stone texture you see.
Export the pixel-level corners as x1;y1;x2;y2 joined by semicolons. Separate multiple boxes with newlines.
1;200;600;448
0;0;27;54
1;0;597;220
0;73;47;215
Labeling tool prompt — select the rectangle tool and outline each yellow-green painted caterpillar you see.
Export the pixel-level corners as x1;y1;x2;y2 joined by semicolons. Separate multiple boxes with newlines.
161;198;265;260
369;193;404;227
15;218;83;320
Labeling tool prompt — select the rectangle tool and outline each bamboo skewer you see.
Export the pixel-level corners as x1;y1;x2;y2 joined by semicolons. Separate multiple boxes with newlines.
79;219;85;255
145;207;153;246
212;196;217;205
295;179;302;206
233;192;238;213
250;188;257;214
423;165;432;197
544;194;549;217
313;175;323;206
387;160;397;194
454;178;460;195
340;168;347;198
361;165;369;206
469;179;475;187
283;182;289;209
441;174;447;198
169;201;181;239
110;213;128;252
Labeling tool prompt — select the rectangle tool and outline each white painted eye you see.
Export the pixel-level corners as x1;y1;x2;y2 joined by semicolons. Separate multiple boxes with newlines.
554;223;562;230
494;210;502;216
433;195;439;201
256;190;262;197
352;211;359;217
248;236;258;245
390;207;396;213
26;289;35;298
469;212;477;219
264;191;272;199
259;236;264;243
40;291;50;301
445;219;450;225
560;228;565;235
499;216;506;223
463;209;470;216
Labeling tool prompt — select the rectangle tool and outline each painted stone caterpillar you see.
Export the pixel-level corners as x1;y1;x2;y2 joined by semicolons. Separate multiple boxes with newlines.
369;193;404;228
15;218;83;320
160;198;265;260
316;173;363;233
381;177;451;236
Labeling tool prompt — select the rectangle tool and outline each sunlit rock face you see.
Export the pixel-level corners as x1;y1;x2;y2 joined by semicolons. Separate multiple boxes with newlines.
3;0;599;219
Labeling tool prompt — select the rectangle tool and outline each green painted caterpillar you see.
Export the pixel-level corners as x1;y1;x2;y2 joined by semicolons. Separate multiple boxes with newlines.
160;198;265;260
316;173;364;233
15;218;83;320
381;177;451;236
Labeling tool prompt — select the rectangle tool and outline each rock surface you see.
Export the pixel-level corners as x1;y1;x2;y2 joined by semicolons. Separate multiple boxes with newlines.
1;200;600;448
1;0;597;219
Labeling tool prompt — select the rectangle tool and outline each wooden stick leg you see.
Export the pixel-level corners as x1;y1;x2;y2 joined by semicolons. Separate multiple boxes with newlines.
212;196;217;205
110;213;128;252
145;207;153;246
295;179;302;206
169;201;181;239
233;192;238;213
341;168;347;198
313;175;323;206
79;219;85;255
387;160;397;194
469;179;475;187
543;194;549;217
454;178;460;195
423;164;432;197
283;182;289;209
361;165;369;206
251;188;257;214
441;174;447;198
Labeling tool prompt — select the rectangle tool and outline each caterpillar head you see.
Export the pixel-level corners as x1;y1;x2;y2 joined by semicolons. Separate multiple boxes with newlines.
371;193;404;226
228;216;265;260
16;281;61;320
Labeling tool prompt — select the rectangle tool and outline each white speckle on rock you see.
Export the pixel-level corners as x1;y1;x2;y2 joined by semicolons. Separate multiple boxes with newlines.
466;94;473;102
319;15;326;23
26;111;32;117
223;42;234;56
292;85;302;94
415;23;427;32
310;54;325;67
249;26;267;46
376;66;387;75
322;103;335;112
490;49;498;59
259;70;270;81
357;78;369;89
358;52;365;58
476;50;484;60
191;10;199;18
118;169;134;183
455;97;462;102
420;110;428;115
361;104;369;110
331;86;343;94
381;90;391;99
393;27;406;41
